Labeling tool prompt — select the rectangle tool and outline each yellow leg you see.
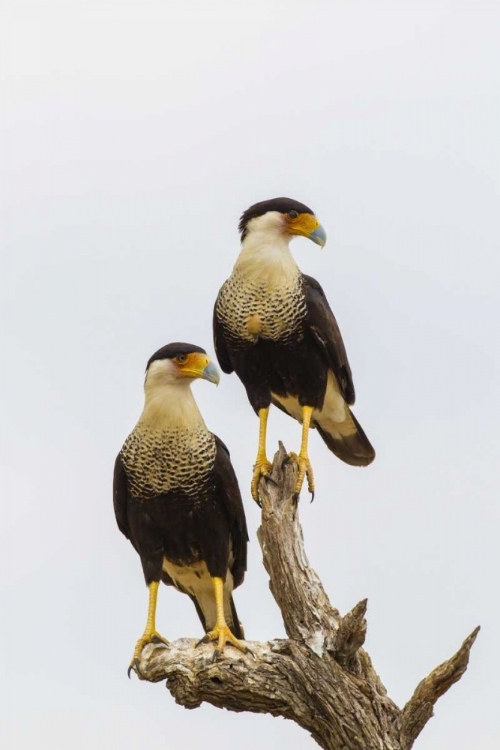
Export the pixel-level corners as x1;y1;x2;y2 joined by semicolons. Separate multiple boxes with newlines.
128;581;168;677
198;577;248;660
251;407;272;504
289;406;315;499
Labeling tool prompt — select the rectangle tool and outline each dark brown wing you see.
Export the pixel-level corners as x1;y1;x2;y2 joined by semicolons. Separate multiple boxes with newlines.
303;274;356;405
212;434;248;589
113;454;132;541
213;292;234;374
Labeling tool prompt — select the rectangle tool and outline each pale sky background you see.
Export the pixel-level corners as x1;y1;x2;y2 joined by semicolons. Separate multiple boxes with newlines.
2;1;499;748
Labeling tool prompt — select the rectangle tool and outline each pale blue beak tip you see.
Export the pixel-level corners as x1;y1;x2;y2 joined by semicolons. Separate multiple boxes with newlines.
202;361;221;385
309;225;327;247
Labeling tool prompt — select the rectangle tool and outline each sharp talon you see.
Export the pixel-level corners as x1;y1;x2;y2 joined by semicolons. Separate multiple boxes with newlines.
245;646;255;658
128;658;141;679
310;491;315;503
265;474;277;486
292;492;299;503
150;635;168;647
251;449;273;506
252;494;263;507
201;622;247;657
211;649;221;664
196;635;209;648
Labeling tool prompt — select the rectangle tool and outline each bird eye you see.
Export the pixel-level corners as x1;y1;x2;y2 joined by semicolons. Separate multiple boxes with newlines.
176;354;187;364
288;210;298;219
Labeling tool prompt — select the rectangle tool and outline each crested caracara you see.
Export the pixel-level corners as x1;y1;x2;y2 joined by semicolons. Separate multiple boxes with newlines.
213;198;375;503
113;343;248;674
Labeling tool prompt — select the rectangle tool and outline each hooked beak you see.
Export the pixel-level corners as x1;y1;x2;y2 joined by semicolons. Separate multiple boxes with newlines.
201;360;220;386
308;224;327;247
178;352;221;385
286;213;327;247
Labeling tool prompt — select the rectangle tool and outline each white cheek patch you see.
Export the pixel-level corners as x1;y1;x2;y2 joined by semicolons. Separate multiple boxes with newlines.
246;211;285;236
147;359;178;384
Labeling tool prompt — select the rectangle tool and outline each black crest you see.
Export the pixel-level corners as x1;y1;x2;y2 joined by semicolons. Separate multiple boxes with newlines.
146;342;206;370
239;197;314;240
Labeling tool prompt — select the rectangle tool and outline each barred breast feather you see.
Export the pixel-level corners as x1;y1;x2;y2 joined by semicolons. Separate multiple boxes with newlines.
120;426;216;500
215;270;307;344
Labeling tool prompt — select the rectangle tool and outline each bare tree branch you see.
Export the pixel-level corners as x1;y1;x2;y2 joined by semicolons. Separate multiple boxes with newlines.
135;444;479;750
256;446;340;649
333;598;368;671
400;626;481;747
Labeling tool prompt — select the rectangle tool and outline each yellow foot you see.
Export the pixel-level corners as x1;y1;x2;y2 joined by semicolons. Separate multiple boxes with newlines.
289;452;315;501
128;631;169;678
251;457;273;505
197;625;250;661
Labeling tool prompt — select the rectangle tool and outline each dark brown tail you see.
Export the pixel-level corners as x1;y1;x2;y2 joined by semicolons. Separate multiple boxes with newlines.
314;404;375;467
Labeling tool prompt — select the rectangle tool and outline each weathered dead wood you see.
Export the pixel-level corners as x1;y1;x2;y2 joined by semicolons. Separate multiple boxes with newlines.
400;626;480;747
137;444;479;750
332;598;368;671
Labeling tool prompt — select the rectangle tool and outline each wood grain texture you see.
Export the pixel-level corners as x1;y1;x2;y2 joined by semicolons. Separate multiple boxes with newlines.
136;444;479;750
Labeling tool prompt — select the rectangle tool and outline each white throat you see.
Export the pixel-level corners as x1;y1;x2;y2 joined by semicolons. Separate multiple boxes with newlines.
234;230;299;286
139;380;207;432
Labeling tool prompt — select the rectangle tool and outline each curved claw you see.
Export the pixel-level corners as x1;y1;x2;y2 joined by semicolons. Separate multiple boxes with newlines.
198;624;248;658
289;452;315;500
150;634;169;647
251;459;273;505
127;658;141;679
128;630;168;678
211;648;221;664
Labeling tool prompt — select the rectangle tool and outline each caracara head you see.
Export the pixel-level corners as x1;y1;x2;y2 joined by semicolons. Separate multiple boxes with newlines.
145;343;220;390
238;197;327;247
